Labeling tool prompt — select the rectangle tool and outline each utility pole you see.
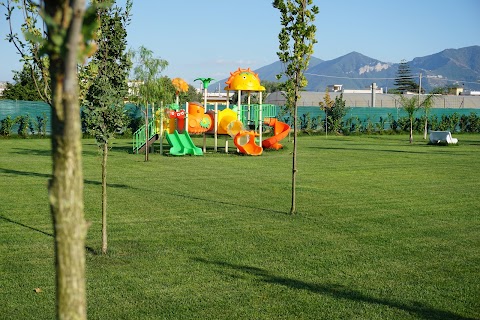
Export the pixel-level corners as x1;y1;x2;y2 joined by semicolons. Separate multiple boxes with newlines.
418;73;422;108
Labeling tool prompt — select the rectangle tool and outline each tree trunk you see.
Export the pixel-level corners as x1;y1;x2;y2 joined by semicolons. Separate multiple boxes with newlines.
410;118;413;144
424;118;428;140
290;89;299;215
325;110;328;137
101;142;108;255
45;0;87;319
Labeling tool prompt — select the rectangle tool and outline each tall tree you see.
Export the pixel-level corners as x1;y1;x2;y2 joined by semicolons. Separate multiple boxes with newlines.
129;46;168;161
394;59;418;93
273;0;318;215
4;0;99;318
83;0;132;255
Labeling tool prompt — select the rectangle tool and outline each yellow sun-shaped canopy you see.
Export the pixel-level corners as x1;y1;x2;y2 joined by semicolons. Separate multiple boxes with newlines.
224;68;265;91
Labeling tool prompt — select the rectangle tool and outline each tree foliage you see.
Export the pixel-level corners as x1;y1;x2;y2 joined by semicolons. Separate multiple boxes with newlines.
130;46;169;106
330;94;347;133
1;63;44;101
394;60;419;93
273;0;318;215
2;0;52;102
84;0;132;144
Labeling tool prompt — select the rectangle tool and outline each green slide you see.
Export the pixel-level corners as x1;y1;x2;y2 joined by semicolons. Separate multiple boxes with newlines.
165;130;203;156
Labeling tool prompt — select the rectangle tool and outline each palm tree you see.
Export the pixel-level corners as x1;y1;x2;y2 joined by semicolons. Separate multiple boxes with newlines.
398;94;434;143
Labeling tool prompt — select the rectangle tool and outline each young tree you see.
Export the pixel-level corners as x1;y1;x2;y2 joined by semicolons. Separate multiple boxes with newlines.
83;0;132;255
394;60;418;93
4;0;99;318
422;94;434;139
45;1;99;317
129;46;168;161
319;89;334;136
273;0;318;215
398;95;419;144
329;94;347;134
398;94;434;144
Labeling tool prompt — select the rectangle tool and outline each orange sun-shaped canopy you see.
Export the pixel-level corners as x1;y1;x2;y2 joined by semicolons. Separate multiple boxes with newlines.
224;68;265;91
172;78;189;93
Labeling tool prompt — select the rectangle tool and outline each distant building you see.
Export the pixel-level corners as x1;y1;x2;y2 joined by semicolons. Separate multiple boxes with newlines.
0;81;6;96
453;87;464;96
127;80;143;96
205;92;234;105
463;89;480;96
327;83;384;94
327;84;343;92
343;87;384;94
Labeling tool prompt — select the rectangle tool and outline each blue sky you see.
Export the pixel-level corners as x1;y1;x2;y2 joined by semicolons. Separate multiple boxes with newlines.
1;0;479;87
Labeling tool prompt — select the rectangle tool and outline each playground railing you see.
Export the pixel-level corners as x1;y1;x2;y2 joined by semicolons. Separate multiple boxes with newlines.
239;104;278;127
132;118;157;154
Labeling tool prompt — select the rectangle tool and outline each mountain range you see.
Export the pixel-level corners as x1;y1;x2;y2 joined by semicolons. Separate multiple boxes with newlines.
214;46;480;93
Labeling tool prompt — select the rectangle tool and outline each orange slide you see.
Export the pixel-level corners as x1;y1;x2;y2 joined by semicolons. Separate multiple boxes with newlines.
234;131;263;156
262;118;290;150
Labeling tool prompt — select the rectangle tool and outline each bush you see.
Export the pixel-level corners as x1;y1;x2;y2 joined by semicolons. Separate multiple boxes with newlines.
0;116;15;136
34;112;48;137
15;114;31;138
460;112;480;133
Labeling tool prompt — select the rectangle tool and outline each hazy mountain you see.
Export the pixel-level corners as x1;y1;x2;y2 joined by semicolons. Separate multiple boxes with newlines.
410;46;480;91
211;46;480;93
303;52;396;92
254;56;324;82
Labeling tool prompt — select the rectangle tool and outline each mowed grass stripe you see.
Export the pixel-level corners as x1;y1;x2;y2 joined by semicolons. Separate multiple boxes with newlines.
1;134;478;319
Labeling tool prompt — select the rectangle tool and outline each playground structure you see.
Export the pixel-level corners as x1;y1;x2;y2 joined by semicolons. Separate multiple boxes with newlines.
132;68;290;156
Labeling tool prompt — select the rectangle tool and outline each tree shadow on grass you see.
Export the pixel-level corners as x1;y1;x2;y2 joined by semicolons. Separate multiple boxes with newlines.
193;258;476;320
0;168;135;189
0;215;98;255
10;147;99;157
109;144;136;154
163;190;288;215
307;145;468;155
10;147;52;157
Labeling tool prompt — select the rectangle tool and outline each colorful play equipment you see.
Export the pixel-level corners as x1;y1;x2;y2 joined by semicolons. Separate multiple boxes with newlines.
132;70;290;156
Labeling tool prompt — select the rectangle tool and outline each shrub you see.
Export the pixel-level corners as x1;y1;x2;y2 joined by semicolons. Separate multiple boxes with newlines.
0;116;15;136
15;114;31;138
34;112;48;137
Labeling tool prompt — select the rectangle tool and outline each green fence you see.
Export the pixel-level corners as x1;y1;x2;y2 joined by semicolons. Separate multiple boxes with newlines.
2;100;480;135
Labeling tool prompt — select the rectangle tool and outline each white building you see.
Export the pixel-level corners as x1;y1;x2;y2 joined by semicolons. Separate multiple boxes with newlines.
327;83;383;94
0;81;6;96
463;89;480;96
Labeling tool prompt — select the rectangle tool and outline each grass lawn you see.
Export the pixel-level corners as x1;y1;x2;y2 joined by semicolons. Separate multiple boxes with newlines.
1;134;479;319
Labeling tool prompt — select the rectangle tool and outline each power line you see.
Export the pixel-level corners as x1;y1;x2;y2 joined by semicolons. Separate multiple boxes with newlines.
305;72;479;85
304;73;396;80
